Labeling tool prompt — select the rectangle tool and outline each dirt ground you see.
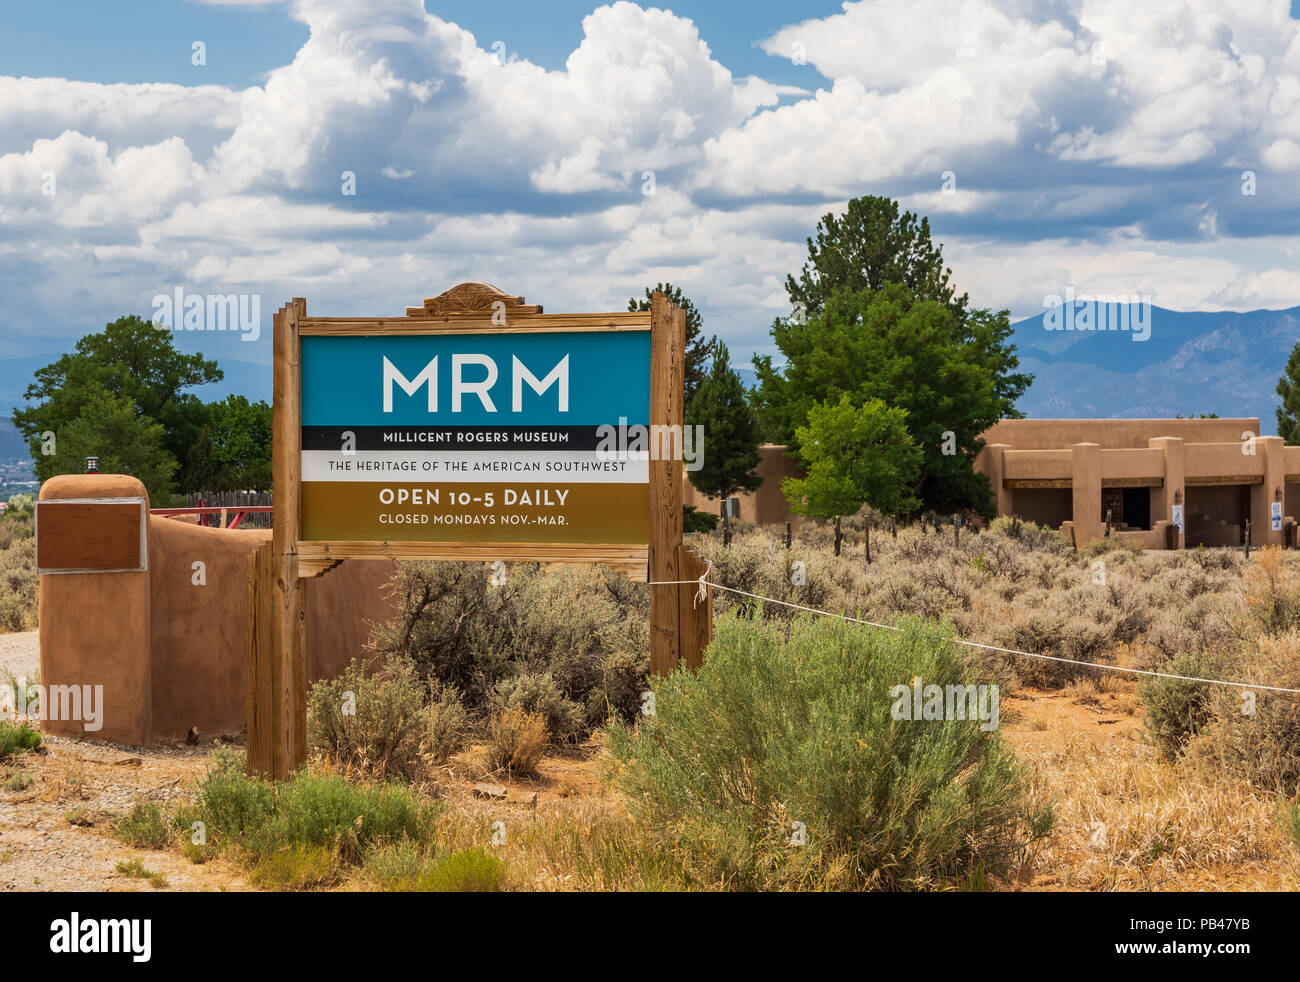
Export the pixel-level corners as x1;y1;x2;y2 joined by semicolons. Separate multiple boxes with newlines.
3;630;1298;891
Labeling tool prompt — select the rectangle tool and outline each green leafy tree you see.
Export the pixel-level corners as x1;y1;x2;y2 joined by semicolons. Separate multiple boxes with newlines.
786;195;969;319
202;394;273;491
687;341;762;541
13;315;222;491
783;395;921;554
36;390;177;503
755;284;1029;517
1277;342;1300;443
628;283;717;403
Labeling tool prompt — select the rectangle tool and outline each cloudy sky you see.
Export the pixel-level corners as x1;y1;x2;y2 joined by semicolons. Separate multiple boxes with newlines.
3;0;1300;378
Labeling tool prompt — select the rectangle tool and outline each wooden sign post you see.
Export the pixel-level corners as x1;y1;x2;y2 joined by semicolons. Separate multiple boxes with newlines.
248;284;710;777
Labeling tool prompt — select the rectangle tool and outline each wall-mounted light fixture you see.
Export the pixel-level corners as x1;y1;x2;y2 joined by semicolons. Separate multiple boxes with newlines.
1173;489;1182;505
1276;486;1284;502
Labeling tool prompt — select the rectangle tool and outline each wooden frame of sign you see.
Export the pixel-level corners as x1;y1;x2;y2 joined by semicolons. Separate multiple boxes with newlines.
248;283;711;778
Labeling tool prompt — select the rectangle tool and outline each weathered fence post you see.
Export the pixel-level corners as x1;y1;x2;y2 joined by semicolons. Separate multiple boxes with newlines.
833;516;843;556
648;293;685;675
785;521;792;549
953;513;960;546
864;520;872;565
677;544;713;670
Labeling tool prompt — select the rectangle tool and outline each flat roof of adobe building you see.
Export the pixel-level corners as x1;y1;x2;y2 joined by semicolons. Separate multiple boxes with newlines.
980;418;1259;451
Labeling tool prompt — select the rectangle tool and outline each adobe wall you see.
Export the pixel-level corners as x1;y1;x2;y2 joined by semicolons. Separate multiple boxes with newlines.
979;418;1258;450
38;474;397;746
38;475;153;744
683;444;803;527
147;519;397;741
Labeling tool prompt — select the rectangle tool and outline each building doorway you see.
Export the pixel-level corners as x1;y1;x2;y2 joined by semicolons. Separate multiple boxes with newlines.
1185;484;1251;547
1121;487;1150;530
1100;486;1152;531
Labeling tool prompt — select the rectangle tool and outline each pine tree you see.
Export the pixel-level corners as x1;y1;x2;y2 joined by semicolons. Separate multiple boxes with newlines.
628;282;716;403
1277;341;1300;443
687;341;762;543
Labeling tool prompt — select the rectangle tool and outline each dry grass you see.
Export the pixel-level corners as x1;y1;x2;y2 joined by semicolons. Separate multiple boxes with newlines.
484;708;548;779
1004;687;1300;891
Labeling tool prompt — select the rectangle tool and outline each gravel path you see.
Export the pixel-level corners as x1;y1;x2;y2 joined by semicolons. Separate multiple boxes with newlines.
0;737;250;892
0;631;38;681
1;632;249;891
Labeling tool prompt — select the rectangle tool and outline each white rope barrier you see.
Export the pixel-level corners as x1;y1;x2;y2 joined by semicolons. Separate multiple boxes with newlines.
648;569;1300;696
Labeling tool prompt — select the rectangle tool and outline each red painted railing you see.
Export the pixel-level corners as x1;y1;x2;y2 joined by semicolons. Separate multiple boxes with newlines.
150;505;273;530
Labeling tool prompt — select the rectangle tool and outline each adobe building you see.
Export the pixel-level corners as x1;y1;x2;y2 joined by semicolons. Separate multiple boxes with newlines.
682;444;805;527
691;419;1299;550
975;418;1296;549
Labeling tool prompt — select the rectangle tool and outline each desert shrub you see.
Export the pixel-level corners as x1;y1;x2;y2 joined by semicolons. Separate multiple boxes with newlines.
415;848;506;892
5;494;34;517
591;648;649;724
370;562;646;737
486;707;548;778
0;531;37;632
0;720;41;758
683;505;719;533
493;671;585;744
1242;546;1300;637
4;771;33;792
186;755;437;866
424;685;468;763
1082;536;1143;560
1282;798;1300;854
1192;632;1300;795
115;801;172;849
1139;652;1217;760
982;604;1113;688
115;859;167;888
362;838;426;890
307;656;425;782
267;773;432;863
608;615;1052;890
1146;592;1243;659
986;516;1071;555
250;844;340;890
692;533;852;621
184;746;275;846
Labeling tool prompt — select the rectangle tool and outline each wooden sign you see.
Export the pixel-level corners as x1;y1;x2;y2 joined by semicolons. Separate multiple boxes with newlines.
35;498;147;574
298;325;651;563
248;283;707;779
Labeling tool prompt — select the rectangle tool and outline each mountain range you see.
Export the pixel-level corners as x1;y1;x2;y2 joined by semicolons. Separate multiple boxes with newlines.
2;304;1298;453
1006;303;1300;432
737;303;1300;435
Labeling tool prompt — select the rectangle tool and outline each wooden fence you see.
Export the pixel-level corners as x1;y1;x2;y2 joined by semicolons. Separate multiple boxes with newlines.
185;491;273;528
